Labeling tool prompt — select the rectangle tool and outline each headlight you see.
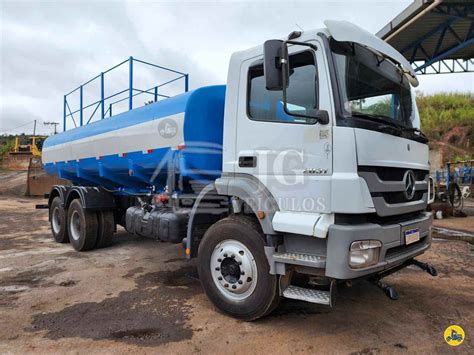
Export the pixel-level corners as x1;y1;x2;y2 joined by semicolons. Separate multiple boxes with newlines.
349;240;382;269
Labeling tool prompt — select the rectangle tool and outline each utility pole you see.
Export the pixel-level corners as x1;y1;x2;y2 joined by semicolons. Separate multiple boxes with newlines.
44;121;59;135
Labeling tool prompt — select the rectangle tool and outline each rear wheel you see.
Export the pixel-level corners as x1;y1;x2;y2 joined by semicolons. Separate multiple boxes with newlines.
197;215;279;321
95;210;115;248
50;197;69;243
67;199;98;251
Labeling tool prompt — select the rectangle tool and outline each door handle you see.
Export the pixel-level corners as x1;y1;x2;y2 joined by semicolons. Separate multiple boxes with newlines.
239;156;257;168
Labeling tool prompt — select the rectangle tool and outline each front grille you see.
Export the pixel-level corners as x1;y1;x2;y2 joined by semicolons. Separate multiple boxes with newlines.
358;166;429;217
359;166;428;182
372;190;425;204
366;211;425;225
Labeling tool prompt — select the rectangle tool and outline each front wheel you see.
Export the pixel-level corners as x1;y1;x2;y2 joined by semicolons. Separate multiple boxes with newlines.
197;216;279;321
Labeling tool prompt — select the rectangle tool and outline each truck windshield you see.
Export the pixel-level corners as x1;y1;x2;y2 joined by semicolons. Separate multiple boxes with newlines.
330;39;415;129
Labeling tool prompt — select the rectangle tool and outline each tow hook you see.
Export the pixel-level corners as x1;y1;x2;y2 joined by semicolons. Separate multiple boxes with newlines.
411;259;438;276
370;278;399;300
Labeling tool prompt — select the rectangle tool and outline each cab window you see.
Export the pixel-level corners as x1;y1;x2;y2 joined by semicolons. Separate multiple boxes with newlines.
247;50;317;124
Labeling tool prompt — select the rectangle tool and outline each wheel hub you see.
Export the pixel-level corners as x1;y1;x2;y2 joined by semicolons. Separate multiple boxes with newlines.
220;257;241;283
70;210;81;241
210;240;257;301
52;207;61;234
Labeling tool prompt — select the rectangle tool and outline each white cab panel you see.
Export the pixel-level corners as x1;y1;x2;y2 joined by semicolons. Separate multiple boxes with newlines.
273;211;322;236
331;127;375;213
272;211;335;238
355;128;429;170
232;36;335;214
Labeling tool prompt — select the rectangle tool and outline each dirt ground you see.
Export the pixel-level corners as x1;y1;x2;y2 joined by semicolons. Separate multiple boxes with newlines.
434;216;474;235
0;173;473;354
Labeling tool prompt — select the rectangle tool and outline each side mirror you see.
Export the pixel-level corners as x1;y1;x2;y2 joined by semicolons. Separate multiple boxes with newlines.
264;39;329;125
263;40;289;91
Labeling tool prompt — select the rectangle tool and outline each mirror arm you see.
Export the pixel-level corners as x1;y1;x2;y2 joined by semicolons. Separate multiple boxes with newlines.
285;40;318;51
280;40;328;124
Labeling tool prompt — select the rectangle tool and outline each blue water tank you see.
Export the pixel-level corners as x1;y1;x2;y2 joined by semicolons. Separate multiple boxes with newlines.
43;85;226;193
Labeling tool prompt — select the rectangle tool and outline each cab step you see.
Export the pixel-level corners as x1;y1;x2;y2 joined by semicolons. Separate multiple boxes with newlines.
282;285;332;306
273;252;326;268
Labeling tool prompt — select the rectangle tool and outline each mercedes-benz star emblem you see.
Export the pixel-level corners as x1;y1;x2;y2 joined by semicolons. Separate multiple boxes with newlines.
403;170;416;200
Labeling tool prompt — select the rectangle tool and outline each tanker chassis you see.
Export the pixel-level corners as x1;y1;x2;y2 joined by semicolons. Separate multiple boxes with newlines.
42;20;437;320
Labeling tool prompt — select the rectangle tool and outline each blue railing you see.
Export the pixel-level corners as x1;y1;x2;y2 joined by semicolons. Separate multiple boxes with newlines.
63;57;189;131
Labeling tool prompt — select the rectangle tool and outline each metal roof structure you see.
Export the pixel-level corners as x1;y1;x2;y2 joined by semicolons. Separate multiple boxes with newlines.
377;0;473;74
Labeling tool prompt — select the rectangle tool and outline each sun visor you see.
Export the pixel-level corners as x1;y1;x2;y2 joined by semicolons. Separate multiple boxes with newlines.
325;20;419;87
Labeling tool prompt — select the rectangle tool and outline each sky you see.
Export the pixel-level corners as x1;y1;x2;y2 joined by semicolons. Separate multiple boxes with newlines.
1;0;473;135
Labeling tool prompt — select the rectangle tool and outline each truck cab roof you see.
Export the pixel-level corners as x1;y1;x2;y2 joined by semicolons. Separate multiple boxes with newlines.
229;20;418;87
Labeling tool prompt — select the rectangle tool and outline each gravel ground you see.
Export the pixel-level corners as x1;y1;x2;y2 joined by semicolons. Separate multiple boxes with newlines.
0;173;473;354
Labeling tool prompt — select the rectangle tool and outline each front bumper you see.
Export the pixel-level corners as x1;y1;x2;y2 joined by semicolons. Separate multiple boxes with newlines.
325;212;432;279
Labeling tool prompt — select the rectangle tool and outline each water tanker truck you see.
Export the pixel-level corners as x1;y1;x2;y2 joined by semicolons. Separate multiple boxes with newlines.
41;20;437;320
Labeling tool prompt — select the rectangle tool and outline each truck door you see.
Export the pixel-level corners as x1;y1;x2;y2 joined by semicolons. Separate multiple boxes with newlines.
234;38;334;213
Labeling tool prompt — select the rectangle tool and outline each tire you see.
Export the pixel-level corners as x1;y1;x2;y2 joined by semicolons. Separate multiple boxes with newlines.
197;215;280;321
67;199;98;251
49;197;69;243
95;210;115;248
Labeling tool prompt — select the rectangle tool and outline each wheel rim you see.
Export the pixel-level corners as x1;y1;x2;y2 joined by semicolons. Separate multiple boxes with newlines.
70;210;82;241
210;239;258;301
52;207;61;234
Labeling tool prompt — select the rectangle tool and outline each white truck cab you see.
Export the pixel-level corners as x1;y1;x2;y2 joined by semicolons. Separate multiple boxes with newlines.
204;20;435;319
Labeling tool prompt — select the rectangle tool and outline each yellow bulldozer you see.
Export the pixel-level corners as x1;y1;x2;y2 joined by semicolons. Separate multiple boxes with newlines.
6;135;68;196
10;135;46;157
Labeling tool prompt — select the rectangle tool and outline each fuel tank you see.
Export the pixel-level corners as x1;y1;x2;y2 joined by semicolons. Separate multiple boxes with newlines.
42;85;226;192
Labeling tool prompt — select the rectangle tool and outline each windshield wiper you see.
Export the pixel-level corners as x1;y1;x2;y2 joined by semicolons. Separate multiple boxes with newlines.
378;124;402;136
401;127;425;135
351;112;429;143
400;127;429;142
351;112;401;128
378;124;429;143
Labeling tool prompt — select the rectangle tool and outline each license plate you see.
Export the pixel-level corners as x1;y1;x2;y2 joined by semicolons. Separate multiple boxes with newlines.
405;228;420;245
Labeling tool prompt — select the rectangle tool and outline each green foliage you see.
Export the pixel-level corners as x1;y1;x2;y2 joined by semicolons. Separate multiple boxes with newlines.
416;92;474;139
0;134;31;155
368;100;391;118
350;97;392;118
451;153;471;162
0;137;14;156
